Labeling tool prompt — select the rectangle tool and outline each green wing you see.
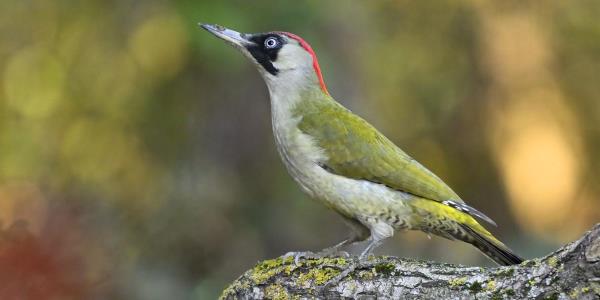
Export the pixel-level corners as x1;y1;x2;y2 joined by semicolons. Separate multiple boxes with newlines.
294;97;463;204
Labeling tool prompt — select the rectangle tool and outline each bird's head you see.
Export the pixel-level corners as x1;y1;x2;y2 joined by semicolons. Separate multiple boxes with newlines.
201;24;328;95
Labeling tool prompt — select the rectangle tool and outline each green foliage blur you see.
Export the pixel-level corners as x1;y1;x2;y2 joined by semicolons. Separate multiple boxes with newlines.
1;1;599;299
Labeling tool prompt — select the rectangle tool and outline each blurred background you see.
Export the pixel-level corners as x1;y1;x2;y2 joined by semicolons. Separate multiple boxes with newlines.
1;0;599;299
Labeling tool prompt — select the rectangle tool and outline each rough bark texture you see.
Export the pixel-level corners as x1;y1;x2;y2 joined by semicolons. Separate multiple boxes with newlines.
221;224;600;299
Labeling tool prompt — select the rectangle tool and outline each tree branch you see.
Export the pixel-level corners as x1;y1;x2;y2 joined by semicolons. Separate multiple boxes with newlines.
221;224;600;299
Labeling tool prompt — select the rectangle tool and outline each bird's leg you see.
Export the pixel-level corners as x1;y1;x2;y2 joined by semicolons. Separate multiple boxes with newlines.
281;251;318;265
324;236;375;285
358;237;385;259
323;222;393;288
281;241;347;265
316;238;352;257
317;227;369;256
318;215;372;257
283;217;371;265
321;237;380;289
316;217;372;258
282;236;358;265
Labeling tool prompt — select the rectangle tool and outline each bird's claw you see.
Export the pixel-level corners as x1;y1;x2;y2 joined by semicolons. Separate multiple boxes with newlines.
282;251;319;265
282;250;351;265
323;256;375;289
282;252;378;292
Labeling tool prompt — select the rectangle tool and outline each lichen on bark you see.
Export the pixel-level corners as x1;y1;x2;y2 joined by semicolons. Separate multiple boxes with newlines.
221;224;600;299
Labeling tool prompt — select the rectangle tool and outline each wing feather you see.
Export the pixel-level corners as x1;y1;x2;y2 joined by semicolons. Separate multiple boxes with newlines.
294;98;462;204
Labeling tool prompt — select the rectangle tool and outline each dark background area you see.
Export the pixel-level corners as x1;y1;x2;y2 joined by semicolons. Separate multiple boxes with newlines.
1;1;599;299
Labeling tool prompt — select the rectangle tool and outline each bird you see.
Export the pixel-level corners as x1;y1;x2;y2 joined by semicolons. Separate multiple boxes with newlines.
200;23;523;266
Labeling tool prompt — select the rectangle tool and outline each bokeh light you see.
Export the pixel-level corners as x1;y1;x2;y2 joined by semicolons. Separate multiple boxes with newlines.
0;1;598;299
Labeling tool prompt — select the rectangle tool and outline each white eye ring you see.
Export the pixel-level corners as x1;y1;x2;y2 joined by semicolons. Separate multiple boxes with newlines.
264;37;278;49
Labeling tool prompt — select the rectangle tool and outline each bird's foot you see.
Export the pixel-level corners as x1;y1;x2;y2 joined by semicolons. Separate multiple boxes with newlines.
322;255;377;289
319;246;351;259
282;251;318;265
282;250;350;265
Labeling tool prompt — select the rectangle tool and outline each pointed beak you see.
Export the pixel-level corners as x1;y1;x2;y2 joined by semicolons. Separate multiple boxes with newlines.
200;23;253;48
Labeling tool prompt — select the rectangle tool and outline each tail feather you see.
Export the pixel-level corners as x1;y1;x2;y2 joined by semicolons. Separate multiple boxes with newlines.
442;200;497;227
409;198;524;266
458;223;523;266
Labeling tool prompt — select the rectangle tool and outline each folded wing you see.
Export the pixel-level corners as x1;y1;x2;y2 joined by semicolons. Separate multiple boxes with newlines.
294;98;496;226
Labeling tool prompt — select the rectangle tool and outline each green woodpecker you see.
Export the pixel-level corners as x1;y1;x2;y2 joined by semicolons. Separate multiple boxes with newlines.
201;24;523;266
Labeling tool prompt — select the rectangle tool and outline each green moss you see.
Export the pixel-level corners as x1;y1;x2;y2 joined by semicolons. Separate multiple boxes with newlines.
469;281;483;293
220;279;251;300
249;256;349;285
485;280;496;292
374;263;396;275
250;257;289;284
570;286;595;299
297;267;340;286
569;289;579;299
581;287;590;293
229;256;350;295
449;277;468;287
497;268;515;277
358;270;374;280
264;284;289;300
219;285;235;299
547;256;559;267
311;256;348;267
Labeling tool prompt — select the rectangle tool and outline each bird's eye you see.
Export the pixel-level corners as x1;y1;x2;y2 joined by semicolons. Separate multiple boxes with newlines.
264;37;279;49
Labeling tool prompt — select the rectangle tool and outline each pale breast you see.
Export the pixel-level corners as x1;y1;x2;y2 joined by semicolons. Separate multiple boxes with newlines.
268;89;414;229
272;113;415;225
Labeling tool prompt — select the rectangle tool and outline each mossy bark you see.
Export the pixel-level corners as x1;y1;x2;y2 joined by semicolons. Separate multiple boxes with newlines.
221;224;600;299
